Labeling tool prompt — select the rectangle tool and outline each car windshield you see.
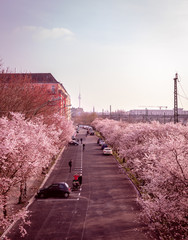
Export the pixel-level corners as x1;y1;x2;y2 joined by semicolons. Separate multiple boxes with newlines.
59;183;69;189
59;184;66;190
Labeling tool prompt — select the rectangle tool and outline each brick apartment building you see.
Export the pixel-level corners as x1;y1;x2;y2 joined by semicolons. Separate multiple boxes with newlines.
0;73;71;119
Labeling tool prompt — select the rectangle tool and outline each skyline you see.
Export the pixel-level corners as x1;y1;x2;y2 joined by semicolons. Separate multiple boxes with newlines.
1;0;188;112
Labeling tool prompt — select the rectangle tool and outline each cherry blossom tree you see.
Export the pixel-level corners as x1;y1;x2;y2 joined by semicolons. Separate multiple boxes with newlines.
92;118;188;240
43;113;74;148
0;112;74;236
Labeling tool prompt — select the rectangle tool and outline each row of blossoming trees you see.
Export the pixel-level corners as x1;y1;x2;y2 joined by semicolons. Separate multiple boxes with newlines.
0;66;75;236
0;113;74;234
92;118;188;240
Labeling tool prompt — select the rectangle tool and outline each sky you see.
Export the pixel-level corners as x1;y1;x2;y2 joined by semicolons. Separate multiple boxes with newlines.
1;0;188;112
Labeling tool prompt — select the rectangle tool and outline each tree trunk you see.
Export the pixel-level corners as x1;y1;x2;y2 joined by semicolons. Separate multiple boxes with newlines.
18;182;24;204
24;181;27;198
2;196;7;218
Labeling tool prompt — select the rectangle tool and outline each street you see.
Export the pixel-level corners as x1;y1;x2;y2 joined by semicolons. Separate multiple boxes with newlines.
5;129;150;240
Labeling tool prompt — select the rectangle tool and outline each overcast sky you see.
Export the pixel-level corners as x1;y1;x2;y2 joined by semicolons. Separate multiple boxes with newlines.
1;0;188;112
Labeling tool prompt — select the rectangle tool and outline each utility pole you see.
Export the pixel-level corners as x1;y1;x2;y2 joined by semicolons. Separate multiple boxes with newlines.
174;73;178;123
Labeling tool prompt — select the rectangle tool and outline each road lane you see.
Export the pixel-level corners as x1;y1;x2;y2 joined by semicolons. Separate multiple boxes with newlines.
79;133;149;240
5;129;150;240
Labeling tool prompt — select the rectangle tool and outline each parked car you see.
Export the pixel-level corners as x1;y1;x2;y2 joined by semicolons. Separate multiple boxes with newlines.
35;182;71;199
99;140;105;146
103;147;113;155
101;143;108;150
89;130;95;135
71;133;77;140
69;140;79;145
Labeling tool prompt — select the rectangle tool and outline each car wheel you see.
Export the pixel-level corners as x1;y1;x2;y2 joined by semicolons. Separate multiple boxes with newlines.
64;192;69;198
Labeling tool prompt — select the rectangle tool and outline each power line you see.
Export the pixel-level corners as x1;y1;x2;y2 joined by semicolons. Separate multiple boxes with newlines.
178;94;184;108
177;93;188;101
178;81;188;99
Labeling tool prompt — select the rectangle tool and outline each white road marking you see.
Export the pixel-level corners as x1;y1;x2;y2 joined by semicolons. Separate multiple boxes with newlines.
80;144;83;172
37;198;79;202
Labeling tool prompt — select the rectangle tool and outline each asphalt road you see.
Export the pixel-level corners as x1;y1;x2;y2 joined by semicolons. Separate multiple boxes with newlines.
5;129;150;240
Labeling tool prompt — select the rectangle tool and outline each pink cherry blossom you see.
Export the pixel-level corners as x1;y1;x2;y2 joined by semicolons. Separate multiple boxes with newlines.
92;118;188;240
0;112;74;236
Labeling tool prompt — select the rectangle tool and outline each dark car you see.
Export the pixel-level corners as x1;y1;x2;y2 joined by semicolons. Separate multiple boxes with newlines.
101;143;108;150
68;140;79;145
35;182;71;199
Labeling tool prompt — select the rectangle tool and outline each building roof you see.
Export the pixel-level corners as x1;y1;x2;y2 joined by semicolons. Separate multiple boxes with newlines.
27;73;58;83
0;73;57;83
0;73;69;95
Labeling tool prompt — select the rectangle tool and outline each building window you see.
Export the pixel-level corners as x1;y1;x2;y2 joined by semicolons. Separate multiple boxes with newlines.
51;85;55;94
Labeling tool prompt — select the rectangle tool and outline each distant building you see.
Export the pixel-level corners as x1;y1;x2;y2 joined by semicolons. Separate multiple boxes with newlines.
71;107;84;117
98;108;188;124
127;108;188;116
0;73;71;119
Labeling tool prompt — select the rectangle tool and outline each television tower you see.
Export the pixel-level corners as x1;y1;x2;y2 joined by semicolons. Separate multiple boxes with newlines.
78;92;81;108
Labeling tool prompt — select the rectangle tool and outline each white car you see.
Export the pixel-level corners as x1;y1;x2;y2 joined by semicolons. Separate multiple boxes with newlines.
103;147;113;155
